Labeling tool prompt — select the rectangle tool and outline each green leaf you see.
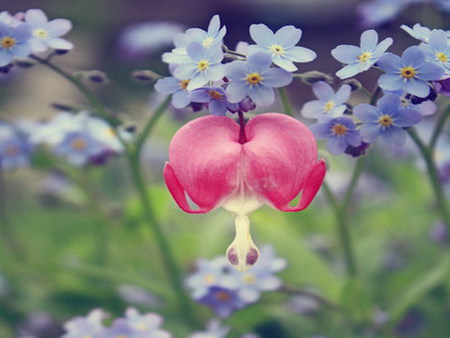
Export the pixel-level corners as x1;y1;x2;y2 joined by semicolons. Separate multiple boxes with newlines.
340;279;373;322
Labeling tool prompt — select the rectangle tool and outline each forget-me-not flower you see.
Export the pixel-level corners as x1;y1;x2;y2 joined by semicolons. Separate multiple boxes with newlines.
247;23;316;72
401;23;434;43
53;131;104;166
301;81;351;121
377;46;444;97
198;286;247;318
24;9;73;53
354;93;422;145
331;29;393;79
62;308;107;338
225;52;293;106
188;86;238;116
0;122;33;171
185;14;226;49
155;64;192;109
174;42;224;91
0;21;31;66
310;116;362;154
420;29;450;73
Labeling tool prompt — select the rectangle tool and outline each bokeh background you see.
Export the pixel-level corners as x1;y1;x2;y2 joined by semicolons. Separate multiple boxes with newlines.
0;0;449;337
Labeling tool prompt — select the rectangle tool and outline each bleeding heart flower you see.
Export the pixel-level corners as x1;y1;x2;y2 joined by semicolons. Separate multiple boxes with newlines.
164;113;326;271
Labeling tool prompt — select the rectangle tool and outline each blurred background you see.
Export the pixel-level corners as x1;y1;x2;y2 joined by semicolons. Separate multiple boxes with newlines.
0;0;449;337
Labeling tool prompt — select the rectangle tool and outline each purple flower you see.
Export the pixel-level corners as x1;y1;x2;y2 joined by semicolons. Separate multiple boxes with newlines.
188;86;238;116
0;21;31;66
225;52;293;106
331;29;393;79
24;9;73;53
377;46;444;98
248;24;316;72
301;81;351;121
53;131;105;166
0;122;33;170
310;116;362;154
420;29;450;73
62;308;107;338
198;286;247;318
354;94;421;145
174;42;224;91
103;307;172;338
434;75;450;96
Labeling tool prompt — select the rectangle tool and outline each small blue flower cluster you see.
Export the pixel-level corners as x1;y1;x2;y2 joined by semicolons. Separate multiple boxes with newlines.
301;26;449;156
155;15;315;115
61;307;172;337
186;245;287;318
0;121;33;170
0;9;72;69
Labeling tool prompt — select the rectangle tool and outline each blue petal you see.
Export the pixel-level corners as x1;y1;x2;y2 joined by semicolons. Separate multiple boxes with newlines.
224;60;247;80
204;63;225;82
186;72;208;90
327;137;348;154
377;94;401;114
334;84;351;104
247;44;267;56
284;46;316;63
205;44;224;63
360;29;378;51
174;63;197;80
428;30;448;51
336;64;361;79
0;49;12;67
209;99;227;116
13;23;32;42
380;126;406;145
172;90;190;108
312;81;335;101
402;46;425;67
360;123;381;143
309;122;332;139
272;56;297;72
416;63;444;81
249;24;274;47
347;130;362;147
372;37;394;58
404;79;430;98
378;73;403;91
248;85;275;106
331;45;361;64
208;15;220;35
394;109;421;127
226;82;248;103
354;103;380;123
10;42;31;57
186;41;205;61
301;100;323;119
377;53;402;72
188;88;212;103
263;67;293;87
274;25;301;47
154;77;180;94
247;52;272;73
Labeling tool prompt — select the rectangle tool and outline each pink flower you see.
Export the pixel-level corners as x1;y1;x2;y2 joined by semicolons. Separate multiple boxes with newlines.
164;113;326;271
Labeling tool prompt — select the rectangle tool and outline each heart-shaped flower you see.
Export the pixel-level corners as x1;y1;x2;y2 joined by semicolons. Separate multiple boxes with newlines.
164;113;326;271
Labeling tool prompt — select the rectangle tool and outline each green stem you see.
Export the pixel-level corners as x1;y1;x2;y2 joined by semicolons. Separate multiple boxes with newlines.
430;102;450;149
407;128;450;230
342;156;367;215
278;87;294;116
30;54;121;126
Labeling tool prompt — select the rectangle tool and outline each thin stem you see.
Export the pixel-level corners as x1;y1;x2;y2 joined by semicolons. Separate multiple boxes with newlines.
430;102;450;149
237;110;247;144
30;54;121;126
322;181;357;277
407;128;450;230
342;156;367;215
278;87;294;116
369;86;382;105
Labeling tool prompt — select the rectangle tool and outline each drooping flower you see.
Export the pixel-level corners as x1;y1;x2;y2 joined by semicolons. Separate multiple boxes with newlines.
331;29;393;79
164;113;326;271
354;93;422;145
188;86;238;116
225;52;293;107
309;116;362;155
377;46;444;98
0;21;31;67
247;23;316;72
173;42;224;91
419;29;450;73
24;9;73;53
301;81;351;121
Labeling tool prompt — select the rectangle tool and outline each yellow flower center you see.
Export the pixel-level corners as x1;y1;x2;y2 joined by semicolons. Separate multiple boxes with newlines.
203;273;216;284
208;90;223;100
270;44;284;56
197;60;209;71
324;100;335;112
33;28;48;39
358;52;372;63
378;115;393;127
1;37;15;49
215;290;231;302
202;37;215;48
179;80;190;90
436;52;448;63
246;72;262;85
331;124;347;136
400;66;416;79
243;273;256;284
71;138;87;150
